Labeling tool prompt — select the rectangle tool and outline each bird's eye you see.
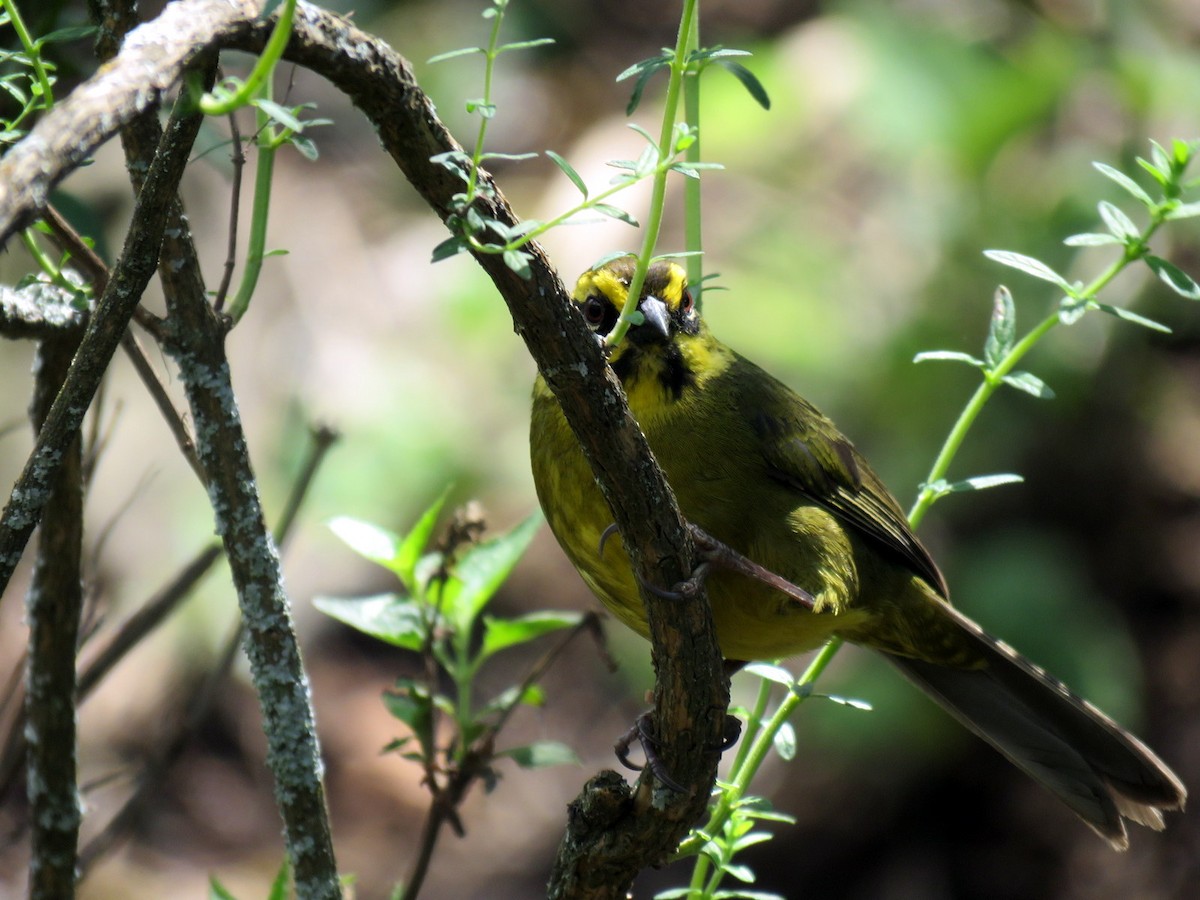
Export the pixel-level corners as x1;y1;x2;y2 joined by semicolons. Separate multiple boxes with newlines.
680;289;694;314
583;296;605;328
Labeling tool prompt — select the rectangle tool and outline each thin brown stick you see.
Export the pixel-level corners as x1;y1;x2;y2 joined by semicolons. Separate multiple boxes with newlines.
213;101;245;311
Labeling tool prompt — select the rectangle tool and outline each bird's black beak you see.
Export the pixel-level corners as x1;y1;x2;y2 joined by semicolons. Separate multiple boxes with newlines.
638;296;671;340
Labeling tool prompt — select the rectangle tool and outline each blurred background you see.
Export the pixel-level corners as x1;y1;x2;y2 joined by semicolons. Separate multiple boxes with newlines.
2;0;1200;897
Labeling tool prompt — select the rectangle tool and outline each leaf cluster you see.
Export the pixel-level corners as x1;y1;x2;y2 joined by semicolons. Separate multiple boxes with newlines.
316;489;582;786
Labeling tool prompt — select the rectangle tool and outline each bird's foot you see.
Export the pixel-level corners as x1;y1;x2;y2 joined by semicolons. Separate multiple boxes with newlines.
614;711;687;793
643;525;816;609
614;710;743;793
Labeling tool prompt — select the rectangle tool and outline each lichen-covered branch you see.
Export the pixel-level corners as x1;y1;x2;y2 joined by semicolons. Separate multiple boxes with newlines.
0;90;199;597
105;39;340;900
26;335;85;900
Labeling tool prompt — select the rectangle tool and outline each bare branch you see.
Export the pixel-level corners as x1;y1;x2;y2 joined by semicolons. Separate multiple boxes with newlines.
26;336;85;900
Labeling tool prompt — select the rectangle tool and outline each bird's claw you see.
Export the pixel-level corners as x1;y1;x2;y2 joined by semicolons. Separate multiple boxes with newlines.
684;524;816;610
613;712;687;793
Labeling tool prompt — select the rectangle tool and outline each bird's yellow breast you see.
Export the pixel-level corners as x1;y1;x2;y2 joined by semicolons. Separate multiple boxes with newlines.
530;342;873;662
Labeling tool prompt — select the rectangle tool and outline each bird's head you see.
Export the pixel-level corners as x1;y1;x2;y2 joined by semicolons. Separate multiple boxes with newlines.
573;256;700;342
571;257;717;401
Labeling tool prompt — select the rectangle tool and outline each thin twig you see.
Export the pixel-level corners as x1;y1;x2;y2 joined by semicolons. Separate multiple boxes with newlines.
213;97;245;311
401;613;604;899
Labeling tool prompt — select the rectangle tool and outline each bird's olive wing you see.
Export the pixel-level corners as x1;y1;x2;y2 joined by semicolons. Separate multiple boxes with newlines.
743;360;948;597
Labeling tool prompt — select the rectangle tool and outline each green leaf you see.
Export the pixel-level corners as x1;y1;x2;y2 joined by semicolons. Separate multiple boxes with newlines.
1002;371;1055;399
503;248;532;279
479;151;539;163
983;250;1072;291
627;122;659;147
1136;155;1170;187
383;681;436;758
465;99;497;119
431;234;468;263
327;517;403;569
743;662;793;685
266;859;291;900
398;489;454;582
715;60;771;110
546;150;587;198
479;611;583;660
1063;232;1122;247
1094;303;1172;333
688;47;752;63
497;38;556;54
592;203;638;226
498;740;581;768
313;594;427;651
290;134;319;161
1150;140;1172;174
772;721;796;761
815;693;873;711
938;474;1025;495
730;830;775;854
428;46;484;64
254;99;304;133
208;877;239;900
1098;200;1139;241
720;863;757;884
590;250;635;270
1146;255;1200;299
1164;201;1200;221
442;510;543;632
1093;161;1154;207
480;683;546;716
912;350;984;367
35;25;97;46
1057;296;1088;325
616;53;672;83
984;286;1015;369
618;55;672;115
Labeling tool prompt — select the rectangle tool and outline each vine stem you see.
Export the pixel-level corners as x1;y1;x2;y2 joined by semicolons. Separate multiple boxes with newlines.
605;0;698;347
909;211;1165;526
198;0;297;115
1;0;55;111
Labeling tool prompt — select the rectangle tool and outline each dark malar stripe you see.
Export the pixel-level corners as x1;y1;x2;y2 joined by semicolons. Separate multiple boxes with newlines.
659;343;695;400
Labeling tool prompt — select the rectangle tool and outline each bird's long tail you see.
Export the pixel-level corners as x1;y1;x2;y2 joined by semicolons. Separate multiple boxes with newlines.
881;602;1186;849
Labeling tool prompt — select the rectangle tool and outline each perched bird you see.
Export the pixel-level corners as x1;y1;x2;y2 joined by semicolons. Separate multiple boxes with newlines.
530;256;1186;849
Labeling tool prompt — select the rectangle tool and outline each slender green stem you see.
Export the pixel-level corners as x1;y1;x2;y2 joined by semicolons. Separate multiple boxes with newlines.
463;5;508;202
198;0;297;116
225;96;280;323
908;310;1057;527
909;211;1168;526
500;171;663;249
21;230;58;279
682;15;704;301
2;0;54;110
605;0;699;347
679;638;843;866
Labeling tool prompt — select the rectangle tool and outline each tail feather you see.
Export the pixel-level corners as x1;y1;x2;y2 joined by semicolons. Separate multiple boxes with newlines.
882;602;1186;850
